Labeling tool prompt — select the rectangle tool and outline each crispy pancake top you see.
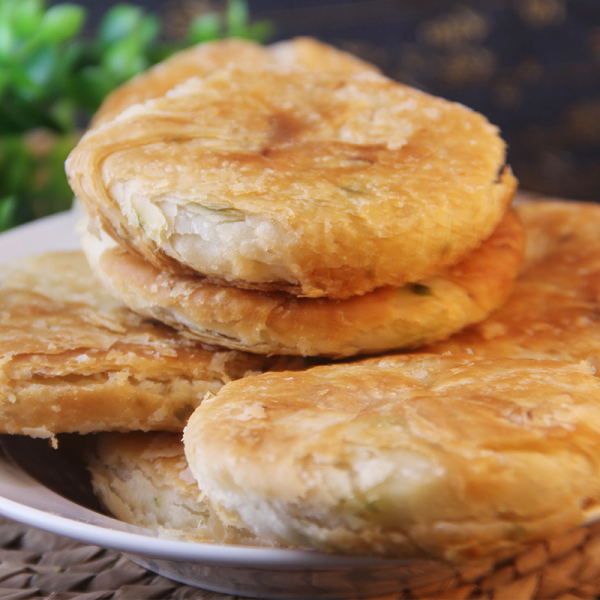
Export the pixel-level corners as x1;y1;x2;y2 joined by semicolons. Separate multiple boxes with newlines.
92;37;379;128
67;57;514;298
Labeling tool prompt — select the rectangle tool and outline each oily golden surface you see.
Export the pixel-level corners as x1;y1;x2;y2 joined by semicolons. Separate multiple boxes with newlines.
92;37;378;127
425;199;600;368
88;432;271;546
183;354;600;563
81;208;524;357
0;251;304;437
67;57;514;298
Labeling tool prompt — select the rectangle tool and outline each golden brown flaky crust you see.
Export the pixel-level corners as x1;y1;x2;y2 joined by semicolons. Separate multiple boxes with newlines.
80;208;524;357
425;199;600;369
183;354;600;563
91;37;379;128
0;251;305;437
88;432;272;546
92;37;377;127
91;39;270;128
67;55;515;299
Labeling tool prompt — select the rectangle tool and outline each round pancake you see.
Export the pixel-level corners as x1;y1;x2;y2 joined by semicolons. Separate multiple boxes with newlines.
183;354;600;563
0;250;305;437
66;60;515;299
425;199;600;369
91;37;379;128
88;432;272;545
80;207;524;357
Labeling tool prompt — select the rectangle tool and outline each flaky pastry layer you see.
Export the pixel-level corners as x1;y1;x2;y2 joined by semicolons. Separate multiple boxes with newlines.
88;432;271;545
425;198;600;369
80;207;524;357
0;251;305;437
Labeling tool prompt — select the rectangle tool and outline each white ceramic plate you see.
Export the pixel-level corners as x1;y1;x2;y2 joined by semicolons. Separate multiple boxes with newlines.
0;212;455;599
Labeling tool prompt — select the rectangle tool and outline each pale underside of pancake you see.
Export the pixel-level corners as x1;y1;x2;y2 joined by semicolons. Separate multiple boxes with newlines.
91;37;380;128
425;199;600;369
0;251;305;437
66;60;515;299
183;354;600;563
79;207;524;357
88;432;273;546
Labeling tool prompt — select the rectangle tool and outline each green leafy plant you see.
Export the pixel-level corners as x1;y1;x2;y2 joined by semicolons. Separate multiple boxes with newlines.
0;0;273;232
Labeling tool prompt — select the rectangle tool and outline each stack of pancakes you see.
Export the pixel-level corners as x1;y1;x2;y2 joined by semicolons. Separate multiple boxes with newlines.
66;37;521;358
3;37;600;576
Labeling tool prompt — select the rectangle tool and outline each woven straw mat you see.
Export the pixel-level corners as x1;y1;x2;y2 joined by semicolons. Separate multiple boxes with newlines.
2;515;600;599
